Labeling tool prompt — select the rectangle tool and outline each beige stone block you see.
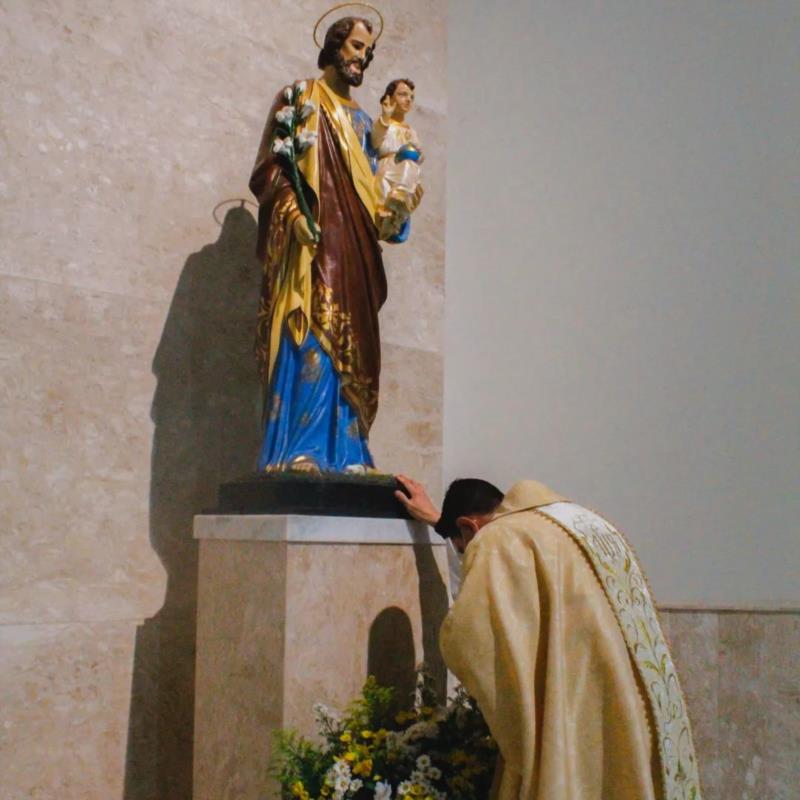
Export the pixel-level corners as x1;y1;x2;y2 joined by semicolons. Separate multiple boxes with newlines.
762;614;800;800
193;520;449;800
0;621;136;800
718;612;767;800
125;613;198;800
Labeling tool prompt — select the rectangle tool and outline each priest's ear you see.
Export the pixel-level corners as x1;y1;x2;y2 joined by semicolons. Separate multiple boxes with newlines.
455;515;482;549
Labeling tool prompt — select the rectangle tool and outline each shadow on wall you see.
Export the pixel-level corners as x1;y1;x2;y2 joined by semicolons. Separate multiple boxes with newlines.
413;543;449;701
366;542;449;713
124;206;263;800
368;607;417;713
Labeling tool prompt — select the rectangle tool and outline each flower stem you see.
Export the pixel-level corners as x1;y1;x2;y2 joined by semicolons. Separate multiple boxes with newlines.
286;85;319;244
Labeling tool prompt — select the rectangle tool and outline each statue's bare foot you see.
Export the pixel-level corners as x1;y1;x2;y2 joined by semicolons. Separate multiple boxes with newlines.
289;456;321;475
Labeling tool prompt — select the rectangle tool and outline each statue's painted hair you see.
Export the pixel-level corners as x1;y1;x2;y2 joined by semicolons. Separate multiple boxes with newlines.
434;479;504;539
381;78;415;104
317;16;375;71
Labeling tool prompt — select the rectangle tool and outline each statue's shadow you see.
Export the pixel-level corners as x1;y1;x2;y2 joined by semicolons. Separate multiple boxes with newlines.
366;541;450;712
123;205;262;800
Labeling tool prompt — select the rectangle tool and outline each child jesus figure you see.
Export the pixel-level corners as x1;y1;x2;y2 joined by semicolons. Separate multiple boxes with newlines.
371;78;424;242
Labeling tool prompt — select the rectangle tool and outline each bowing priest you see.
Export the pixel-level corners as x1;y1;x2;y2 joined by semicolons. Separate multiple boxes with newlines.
395;474;702;800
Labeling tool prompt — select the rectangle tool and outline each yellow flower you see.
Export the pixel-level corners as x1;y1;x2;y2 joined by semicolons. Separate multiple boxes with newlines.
352;758;373;777
374;774;382;781
395;710;416;724
290;781;305;797
339;732;352;743
420;706;434;717
344;751;357;762
360;729;374;739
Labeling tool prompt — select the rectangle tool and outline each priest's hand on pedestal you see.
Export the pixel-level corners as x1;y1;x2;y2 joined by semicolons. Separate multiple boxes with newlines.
395;474;441;526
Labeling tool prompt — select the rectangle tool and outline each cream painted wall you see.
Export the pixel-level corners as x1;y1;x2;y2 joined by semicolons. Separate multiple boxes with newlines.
445;1;799;607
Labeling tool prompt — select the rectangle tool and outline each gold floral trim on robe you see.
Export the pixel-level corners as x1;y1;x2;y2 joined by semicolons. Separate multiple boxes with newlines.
534;502;702;800
255;194;299;376
310;282;377;434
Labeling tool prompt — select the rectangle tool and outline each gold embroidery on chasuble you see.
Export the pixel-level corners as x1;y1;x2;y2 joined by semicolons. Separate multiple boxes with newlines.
534;502;703;800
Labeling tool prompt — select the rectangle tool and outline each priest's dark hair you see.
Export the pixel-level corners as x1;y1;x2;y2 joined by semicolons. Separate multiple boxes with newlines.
434;479;504;540
317;16;375;71
381;78;415;104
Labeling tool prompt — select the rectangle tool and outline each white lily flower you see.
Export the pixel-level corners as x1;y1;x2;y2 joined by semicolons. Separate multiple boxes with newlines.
334;776;350;793
299;100;315;121
296;80;307;94
284;85;293;101
428;767;442;780
275;105;295;125
295;130;318;153
272;136;293;157
350;779;363;793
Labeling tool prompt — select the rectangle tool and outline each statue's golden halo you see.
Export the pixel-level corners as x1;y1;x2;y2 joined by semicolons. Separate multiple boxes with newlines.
313;3;384;49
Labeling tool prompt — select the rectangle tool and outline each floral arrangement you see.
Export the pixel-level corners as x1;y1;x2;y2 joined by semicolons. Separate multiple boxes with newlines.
271;81;320;243
271;675;497;800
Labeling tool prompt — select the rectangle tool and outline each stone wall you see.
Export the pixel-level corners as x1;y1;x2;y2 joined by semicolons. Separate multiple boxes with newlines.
662;610;799;800
0;2;446;798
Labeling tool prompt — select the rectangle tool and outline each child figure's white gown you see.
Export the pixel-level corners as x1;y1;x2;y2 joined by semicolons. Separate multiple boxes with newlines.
371;118;422;239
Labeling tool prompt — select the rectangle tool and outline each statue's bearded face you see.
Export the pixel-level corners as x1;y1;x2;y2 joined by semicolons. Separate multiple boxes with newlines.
335;21;374;86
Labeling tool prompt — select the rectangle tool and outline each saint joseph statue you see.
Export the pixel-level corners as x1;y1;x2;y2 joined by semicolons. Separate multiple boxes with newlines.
250;14;398;474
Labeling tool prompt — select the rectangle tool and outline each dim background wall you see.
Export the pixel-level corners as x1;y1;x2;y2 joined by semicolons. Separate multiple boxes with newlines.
445;0;799;609
0;1;445;797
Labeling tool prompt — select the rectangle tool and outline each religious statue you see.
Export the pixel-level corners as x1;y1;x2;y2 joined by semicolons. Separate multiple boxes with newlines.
249;5;418;474
373;78;424;242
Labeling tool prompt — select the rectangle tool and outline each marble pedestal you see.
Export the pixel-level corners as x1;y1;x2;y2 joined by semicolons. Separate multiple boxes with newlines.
193;514;450;800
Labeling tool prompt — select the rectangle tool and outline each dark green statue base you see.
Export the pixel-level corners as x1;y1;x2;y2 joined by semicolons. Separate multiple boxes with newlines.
215;471;412;519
